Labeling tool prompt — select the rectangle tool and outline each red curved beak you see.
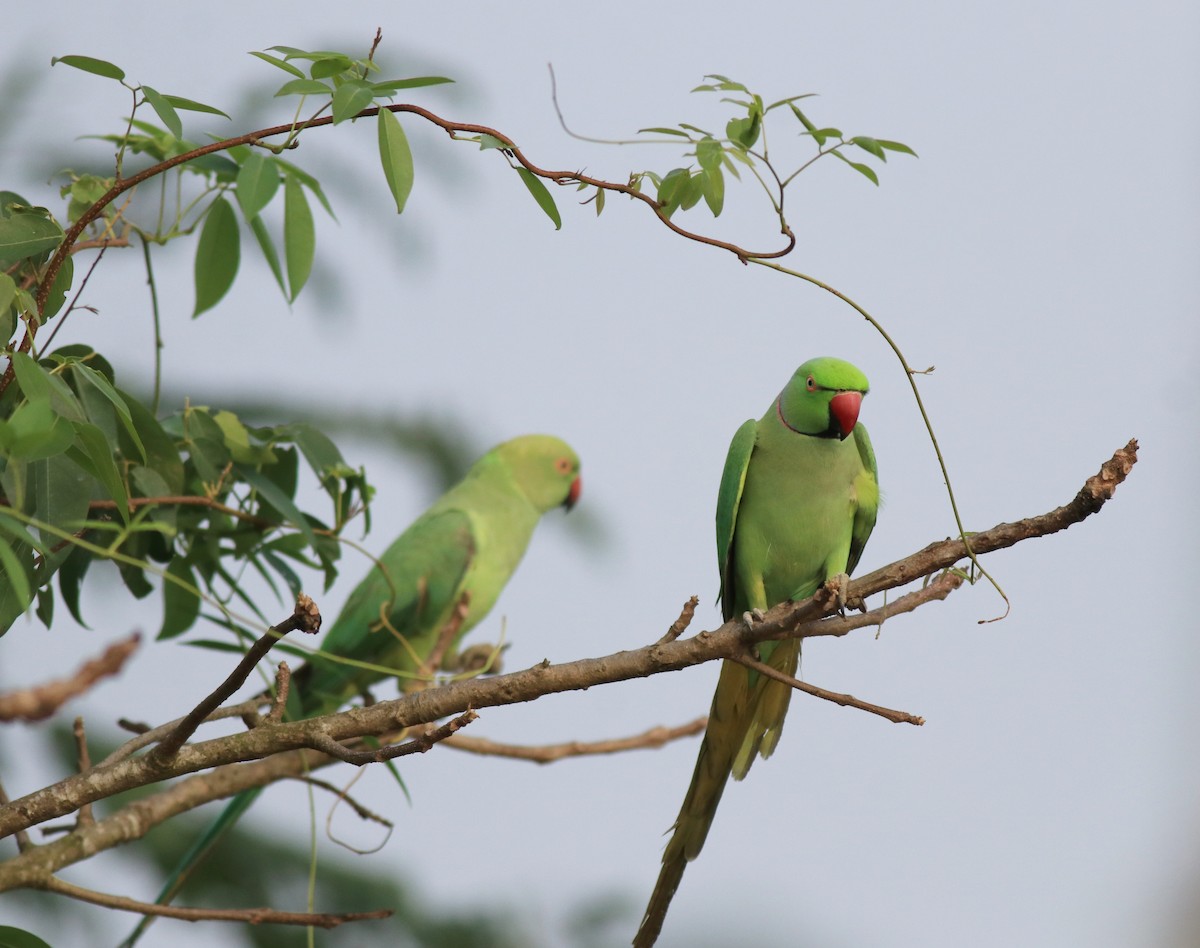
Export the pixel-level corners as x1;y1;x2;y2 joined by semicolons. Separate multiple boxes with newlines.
829;391;863;440
565;475;582;511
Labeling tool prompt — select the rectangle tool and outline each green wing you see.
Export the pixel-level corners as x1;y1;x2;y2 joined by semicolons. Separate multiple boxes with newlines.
715;419;757;623
846;421;879;576
298;509;475;715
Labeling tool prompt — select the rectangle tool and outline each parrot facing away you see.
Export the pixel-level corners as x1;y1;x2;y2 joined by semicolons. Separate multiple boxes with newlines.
634;357;879;947
136;434;581;939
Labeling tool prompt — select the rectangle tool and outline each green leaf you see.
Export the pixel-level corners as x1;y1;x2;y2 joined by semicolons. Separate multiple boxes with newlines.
35;585;53;627
516;168;561;230
274;159;336;219
283;176;314;301
594;187;605;217
0;401;76;460
140;85;182;138
10;352;52;403
637;127;692;138
0;214;62;269
309;55;354;80
213;410;274;465
29;452;91;567
236;464;316;547
273;78;333;98
477;133;509;151
726;112;761;149
51;55;125;81
193;197;240;316
765;93;817;113
0;273;15;314
656;168;690;217
119;392;184;493
377;109;415;214
370;76;454;94
41;255;74;321
160;556;200;639
57;545;91;626
117;556;154;599
68;421;130;523
248;51;305;78
0;926;53;948
679;173;704;212
235;152;280;220
695;137;723;173
331;78;374;124
285;422;343;477
851;136;887;161
250;216;287;295
162;94;230;119
72;363;146;462
702;166;725;216
833;150;880;185
877;138;918;157
0;531;34;625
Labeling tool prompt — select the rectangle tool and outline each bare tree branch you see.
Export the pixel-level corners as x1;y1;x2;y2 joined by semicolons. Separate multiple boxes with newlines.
731;651;925;725
443;717;708;763
153;596;321;758
37;876;391;928
0;634;140;723
0;440;1138;890
308;710;478;765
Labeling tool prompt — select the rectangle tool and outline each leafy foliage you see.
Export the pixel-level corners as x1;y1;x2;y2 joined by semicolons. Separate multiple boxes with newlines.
626;74;915;220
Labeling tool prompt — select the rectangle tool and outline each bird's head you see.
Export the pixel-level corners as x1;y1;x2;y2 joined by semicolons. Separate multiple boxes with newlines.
495;434;582;513
776;357;870;440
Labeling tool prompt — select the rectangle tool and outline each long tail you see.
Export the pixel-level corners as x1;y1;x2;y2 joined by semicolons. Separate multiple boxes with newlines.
634;638;801;947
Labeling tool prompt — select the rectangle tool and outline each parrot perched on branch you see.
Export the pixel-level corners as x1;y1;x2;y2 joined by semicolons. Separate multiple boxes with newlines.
131;434;581;943
634;357;878;947
291;432;582;713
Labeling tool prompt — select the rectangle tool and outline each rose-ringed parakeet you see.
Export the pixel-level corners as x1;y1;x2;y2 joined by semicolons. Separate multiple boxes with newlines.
137;435;581;937
634;357;878;947
292;433;582;713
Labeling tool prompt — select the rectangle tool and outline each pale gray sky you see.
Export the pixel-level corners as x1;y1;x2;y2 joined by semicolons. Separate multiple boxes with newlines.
2;2;1198;946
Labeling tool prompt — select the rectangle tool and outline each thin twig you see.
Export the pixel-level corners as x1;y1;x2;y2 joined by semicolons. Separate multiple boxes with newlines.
413;591;471;686
443;716;708;763
88;494;274;530
732;651;924;725
291;775;393;828
72;718;95;826
0;634;140;722
38;876;391;928
264;662;292;725
152;596;321;759
657;596;699;645
307;710;478;765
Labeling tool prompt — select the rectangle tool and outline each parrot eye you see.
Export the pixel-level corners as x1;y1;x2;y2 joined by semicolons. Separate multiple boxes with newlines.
806;375;817;392
555;457;573;474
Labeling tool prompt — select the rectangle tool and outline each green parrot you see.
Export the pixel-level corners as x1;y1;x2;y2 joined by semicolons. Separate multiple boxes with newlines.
634;357;879;947
292;432;582;713
131;434;581;942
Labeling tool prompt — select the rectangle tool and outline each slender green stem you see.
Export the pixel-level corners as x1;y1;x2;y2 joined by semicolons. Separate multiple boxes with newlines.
141;236;163;413
748;258;1009;618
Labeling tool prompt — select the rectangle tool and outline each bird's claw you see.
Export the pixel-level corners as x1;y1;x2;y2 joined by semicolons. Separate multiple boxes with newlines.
449;642;507;676
817;573;854;614
742;608;766;629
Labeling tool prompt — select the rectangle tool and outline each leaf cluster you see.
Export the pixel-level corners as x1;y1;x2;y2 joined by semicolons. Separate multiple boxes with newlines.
625;74;915;221
0;342;370;640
